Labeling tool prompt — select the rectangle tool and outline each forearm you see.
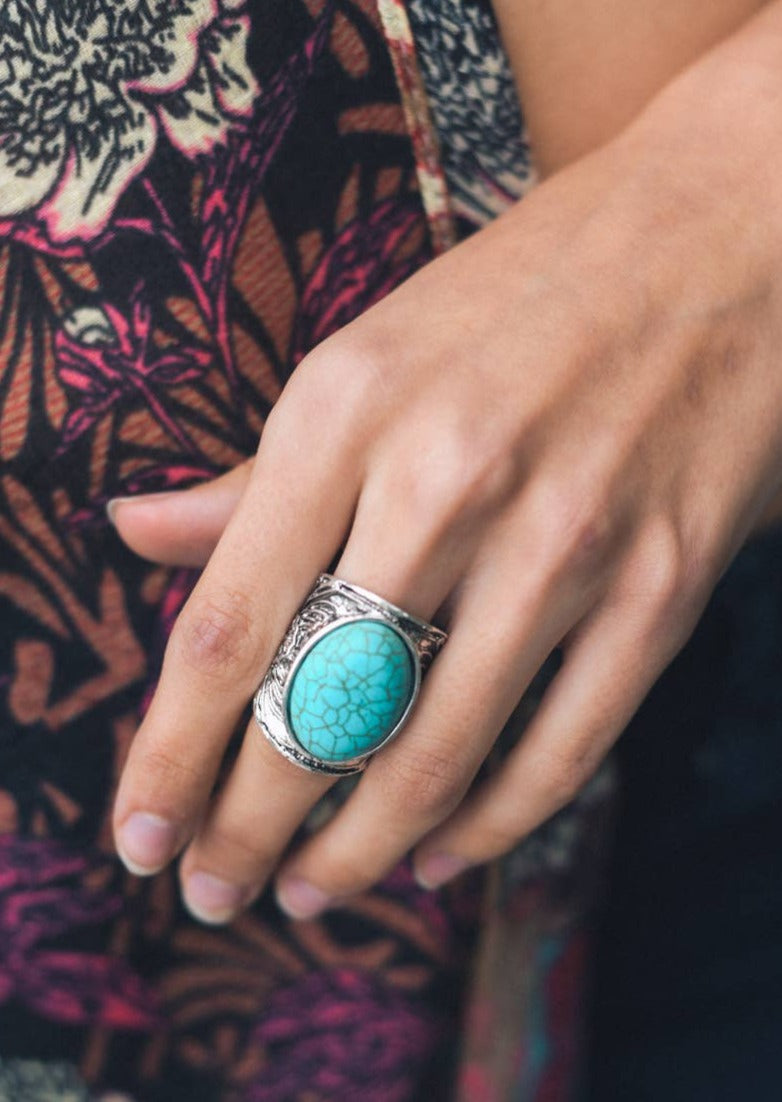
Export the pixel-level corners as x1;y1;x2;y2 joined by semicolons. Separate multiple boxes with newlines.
639;0;782;150
492;0;773;175
612;0;782;284
488;0;782;529
543;0;782;529
640;1;782;533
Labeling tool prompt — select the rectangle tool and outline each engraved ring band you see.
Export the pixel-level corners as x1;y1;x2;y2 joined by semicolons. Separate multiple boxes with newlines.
252;573;449;776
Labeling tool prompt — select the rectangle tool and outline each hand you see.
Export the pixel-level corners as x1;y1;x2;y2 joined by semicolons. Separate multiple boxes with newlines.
110;48;782;924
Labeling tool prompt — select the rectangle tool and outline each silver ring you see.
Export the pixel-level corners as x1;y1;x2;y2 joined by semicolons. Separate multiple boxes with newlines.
253;573;448;775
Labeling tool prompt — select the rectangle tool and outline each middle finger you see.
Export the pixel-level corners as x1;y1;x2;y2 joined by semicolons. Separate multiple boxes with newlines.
176;468;477;921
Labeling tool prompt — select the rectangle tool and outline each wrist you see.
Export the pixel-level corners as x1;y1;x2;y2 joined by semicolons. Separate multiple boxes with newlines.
621;2;782;212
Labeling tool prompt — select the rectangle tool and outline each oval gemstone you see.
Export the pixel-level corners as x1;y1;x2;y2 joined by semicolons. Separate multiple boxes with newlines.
286;619;416;763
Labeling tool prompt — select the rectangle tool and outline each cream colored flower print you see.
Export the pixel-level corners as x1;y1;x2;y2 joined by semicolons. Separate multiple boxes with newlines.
0;0;259;241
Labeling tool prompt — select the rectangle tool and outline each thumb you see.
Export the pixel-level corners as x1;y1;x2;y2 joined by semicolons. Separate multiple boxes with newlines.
108;460;253;566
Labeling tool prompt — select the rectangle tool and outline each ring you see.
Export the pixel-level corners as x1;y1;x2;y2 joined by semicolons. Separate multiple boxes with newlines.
253;573;448;775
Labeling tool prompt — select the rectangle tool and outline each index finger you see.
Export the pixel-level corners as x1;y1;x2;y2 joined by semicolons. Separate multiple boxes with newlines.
112;402;362;875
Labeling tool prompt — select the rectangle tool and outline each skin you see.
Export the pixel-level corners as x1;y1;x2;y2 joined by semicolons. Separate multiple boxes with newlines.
494;0;782;531
110;3;782;925
492;0;772;176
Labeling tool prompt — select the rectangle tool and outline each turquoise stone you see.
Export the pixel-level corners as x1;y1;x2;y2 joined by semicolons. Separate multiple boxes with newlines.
286;619;416;762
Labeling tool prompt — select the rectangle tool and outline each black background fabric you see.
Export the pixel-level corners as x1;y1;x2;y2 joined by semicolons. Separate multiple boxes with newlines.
587;522;782;1101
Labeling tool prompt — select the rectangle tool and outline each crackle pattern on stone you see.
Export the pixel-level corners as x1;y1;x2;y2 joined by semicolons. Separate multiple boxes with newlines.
287;619;415;762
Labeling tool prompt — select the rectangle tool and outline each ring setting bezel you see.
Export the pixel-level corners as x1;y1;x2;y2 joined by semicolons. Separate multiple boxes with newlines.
253;574;447;776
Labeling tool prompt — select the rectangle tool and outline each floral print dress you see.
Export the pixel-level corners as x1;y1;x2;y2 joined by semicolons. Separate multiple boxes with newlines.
0;3;607;1100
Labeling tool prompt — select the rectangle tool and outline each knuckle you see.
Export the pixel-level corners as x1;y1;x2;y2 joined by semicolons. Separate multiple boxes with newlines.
643;527;684;610
127;745;204;811
258;384;319;465
530;478;616;577
460;444;520;516
562;502;615;568
173;592;260;681
316;852;377;898
635;518;708;634
476;817;525;858
398;428;519;532
295;337;391;438
382;743;467;820
261;338;388;473
199;820;272;871
534;741;598;809
258;393;296;454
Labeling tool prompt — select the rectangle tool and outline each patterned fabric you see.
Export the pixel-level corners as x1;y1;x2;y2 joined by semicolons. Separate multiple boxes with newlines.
452;700;612;1102
0;3;481;1099
405;0;535;227
376;0;456;251
0;2;608;1100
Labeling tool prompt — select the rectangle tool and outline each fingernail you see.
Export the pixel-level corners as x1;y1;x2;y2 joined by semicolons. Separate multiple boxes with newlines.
275;877;331;920
414;853;469;891
184;871;247;925
117;812;176;875
106;493;173;525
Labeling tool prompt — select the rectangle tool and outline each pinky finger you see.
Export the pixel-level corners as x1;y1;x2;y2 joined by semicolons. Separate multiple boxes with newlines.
413;582;697;887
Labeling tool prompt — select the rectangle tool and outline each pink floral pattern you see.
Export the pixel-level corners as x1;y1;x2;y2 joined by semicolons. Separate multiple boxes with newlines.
248;969;440;1102
0;3;476;1098
56;291;212;453
291;198;427;364
0;838;156;1030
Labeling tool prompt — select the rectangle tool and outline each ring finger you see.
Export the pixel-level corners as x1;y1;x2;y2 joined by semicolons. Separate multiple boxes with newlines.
271;513;606;916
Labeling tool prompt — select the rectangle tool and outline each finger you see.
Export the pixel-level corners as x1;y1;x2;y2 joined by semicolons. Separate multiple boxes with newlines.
273;527;601;917
109;460;253;566
178;728;332;924
112;406;360;877
177;457;482;921
412;555;702;885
